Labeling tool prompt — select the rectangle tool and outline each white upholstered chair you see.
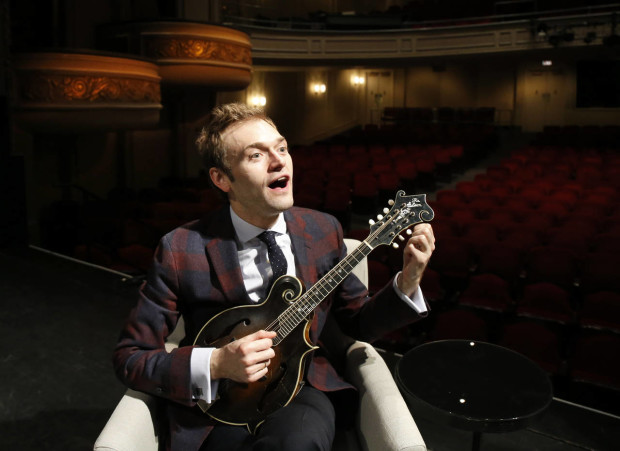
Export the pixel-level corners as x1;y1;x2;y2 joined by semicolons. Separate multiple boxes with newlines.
94;239;426;451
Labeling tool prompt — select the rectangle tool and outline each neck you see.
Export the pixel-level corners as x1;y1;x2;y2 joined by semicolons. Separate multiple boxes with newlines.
229;202;281;230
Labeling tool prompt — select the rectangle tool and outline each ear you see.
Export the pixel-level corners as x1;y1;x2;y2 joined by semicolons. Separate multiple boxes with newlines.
209;167;231;193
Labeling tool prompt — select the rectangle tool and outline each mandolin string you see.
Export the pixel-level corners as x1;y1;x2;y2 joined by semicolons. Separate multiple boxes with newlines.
266;212;398;341
267;216;393;338
269;247;369;342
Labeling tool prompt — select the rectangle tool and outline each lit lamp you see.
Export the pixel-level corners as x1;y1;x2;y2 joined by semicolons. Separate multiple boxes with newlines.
312;83;326;94
351;75;365;86
250;95;267;106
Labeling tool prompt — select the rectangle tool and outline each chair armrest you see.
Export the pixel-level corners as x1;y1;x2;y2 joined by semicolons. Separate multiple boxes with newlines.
93;389;160;451
346;341;427;451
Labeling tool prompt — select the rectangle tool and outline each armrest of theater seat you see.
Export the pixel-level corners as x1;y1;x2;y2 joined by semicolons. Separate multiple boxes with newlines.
94;319;186;451
93;388;160;451
346;341;427;451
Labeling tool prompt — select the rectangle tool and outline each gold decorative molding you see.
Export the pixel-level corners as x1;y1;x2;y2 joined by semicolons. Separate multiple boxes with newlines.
97;22;252;88
13;52;162;132
18;73;161;104
144;37;251;66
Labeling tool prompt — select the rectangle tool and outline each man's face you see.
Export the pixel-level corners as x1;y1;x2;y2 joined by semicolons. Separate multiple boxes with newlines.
210;118;294;229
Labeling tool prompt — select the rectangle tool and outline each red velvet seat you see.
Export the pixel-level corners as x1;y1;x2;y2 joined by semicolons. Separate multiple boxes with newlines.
428;236;474;290
580;251;620;295
524;246;579;290
459;273;514;313
499;321;564;375
579;291;620;333
476;243;524;287
516;282;575;325
569;333;620;390
430;309;488;342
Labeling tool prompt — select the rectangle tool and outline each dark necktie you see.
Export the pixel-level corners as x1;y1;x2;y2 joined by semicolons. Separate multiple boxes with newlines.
258;231;287;285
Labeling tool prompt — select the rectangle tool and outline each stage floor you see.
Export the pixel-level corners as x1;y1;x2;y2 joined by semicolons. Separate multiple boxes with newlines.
1;245;618;451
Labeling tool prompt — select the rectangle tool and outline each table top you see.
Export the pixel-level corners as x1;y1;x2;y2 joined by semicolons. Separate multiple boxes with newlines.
395;339;553;433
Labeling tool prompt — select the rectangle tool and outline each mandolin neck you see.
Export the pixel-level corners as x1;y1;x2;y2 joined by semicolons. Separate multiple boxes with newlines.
271;240;374;345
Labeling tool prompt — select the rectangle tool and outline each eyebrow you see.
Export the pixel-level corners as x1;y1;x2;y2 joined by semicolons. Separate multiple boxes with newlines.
243;136;286;152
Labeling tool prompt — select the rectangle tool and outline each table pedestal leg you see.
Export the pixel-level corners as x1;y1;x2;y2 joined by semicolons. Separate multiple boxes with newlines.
472;431;481;451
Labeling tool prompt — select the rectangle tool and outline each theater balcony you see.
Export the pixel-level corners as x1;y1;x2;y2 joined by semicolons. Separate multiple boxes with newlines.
12;51;162;133
96;21;252;89
227;6;618;64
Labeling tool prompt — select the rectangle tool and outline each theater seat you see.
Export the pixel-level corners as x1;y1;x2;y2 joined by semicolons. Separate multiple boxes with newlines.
458;272;514;313
94;239;427;451
430;309;488;342
516;282;575;325
579;291;620;333
569;333;620;391
499;321;564;376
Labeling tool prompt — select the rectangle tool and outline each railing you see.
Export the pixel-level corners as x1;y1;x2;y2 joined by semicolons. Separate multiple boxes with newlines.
232;7;619;62
222;3;620;32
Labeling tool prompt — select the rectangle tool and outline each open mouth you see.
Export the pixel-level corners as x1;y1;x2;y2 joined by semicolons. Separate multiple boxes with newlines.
269;176;289;190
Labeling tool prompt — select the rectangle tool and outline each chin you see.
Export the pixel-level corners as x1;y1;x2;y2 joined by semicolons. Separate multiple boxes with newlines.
270;196;294;212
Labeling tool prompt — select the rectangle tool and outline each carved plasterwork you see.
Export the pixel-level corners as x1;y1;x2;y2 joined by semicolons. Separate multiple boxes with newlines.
18;73;161;104
144;37;252;66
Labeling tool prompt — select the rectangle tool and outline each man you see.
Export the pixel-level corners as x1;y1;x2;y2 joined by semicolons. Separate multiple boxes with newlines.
114;103;435;451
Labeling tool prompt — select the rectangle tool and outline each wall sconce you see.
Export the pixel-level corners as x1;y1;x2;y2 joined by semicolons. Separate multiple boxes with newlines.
351;75;365;86
249;95;267;107
542;60;553;67
312;83;326;94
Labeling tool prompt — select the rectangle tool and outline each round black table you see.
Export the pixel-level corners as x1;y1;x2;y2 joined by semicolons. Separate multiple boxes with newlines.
395;340;553;450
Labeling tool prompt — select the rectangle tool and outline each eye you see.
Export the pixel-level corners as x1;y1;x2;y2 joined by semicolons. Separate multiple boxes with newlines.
278;146;288;154
250;152;262;159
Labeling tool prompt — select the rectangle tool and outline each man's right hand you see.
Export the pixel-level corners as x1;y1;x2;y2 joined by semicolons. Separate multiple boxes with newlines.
209;330;277;383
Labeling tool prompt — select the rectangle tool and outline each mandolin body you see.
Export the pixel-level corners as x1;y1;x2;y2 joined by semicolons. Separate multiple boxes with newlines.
194;275;317;433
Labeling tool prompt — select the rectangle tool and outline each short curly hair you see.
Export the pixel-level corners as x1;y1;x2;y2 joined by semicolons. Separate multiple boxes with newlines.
196;102;276;181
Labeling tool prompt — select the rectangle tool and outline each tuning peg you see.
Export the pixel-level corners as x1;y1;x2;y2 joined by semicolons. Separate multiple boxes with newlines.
369;219;375;225
398;235;405;241
377;214;383;220
406;229;413;235
388;199;394;206
383;207;389;214
392;243;399;249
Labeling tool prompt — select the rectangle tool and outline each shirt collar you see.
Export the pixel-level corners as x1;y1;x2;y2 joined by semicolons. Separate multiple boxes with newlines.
229;206;287;244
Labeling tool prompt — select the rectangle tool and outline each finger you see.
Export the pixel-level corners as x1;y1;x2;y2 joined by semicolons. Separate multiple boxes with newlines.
412;223;435;244
247;364;270;382
249;348;275;365
238;337;275;358
240;329;277;342
248;359;271;375
408;234;433;254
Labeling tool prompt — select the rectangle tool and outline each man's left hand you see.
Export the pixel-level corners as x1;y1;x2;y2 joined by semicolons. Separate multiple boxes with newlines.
397;223;435;298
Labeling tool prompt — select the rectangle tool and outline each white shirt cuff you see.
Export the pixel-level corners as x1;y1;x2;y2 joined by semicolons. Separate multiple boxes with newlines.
392;271;428;315
190;347;220;403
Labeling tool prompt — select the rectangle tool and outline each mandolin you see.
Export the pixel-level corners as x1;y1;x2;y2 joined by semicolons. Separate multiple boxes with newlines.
193;190;434;432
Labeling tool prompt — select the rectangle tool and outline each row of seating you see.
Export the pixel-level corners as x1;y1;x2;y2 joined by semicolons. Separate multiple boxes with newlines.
381;106;496;125
355;140;620;411
428;309;620;412
534;124;620;148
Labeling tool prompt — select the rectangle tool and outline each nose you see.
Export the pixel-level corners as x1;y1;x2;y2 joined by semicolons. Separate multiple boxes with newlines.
269;149;286;168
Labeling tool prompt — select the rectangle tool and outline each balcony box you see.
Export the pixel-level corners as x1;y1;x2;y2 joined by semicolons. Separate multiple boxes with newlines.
97;21;252;89
13;51;162;132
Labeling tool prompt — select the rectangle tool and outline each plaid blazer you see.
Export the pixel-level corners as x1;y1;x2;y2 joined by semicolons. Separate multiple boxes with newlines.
114;205;427;450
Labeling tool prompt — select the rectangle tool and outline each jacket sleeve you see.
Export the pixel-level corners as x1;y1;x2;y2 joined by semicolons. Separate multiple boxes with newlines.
113;233;197;407
329;217;428;343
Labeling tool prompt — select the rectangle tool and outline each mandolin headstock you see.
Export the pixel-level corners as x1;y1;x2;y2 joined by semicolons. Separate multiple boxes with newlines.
366;191;434;249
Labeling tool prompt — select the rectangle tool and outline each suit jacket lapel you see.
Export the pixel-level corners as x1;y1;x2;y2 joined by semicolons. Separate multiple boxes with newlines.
203;207;252;305
285;209;316;287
